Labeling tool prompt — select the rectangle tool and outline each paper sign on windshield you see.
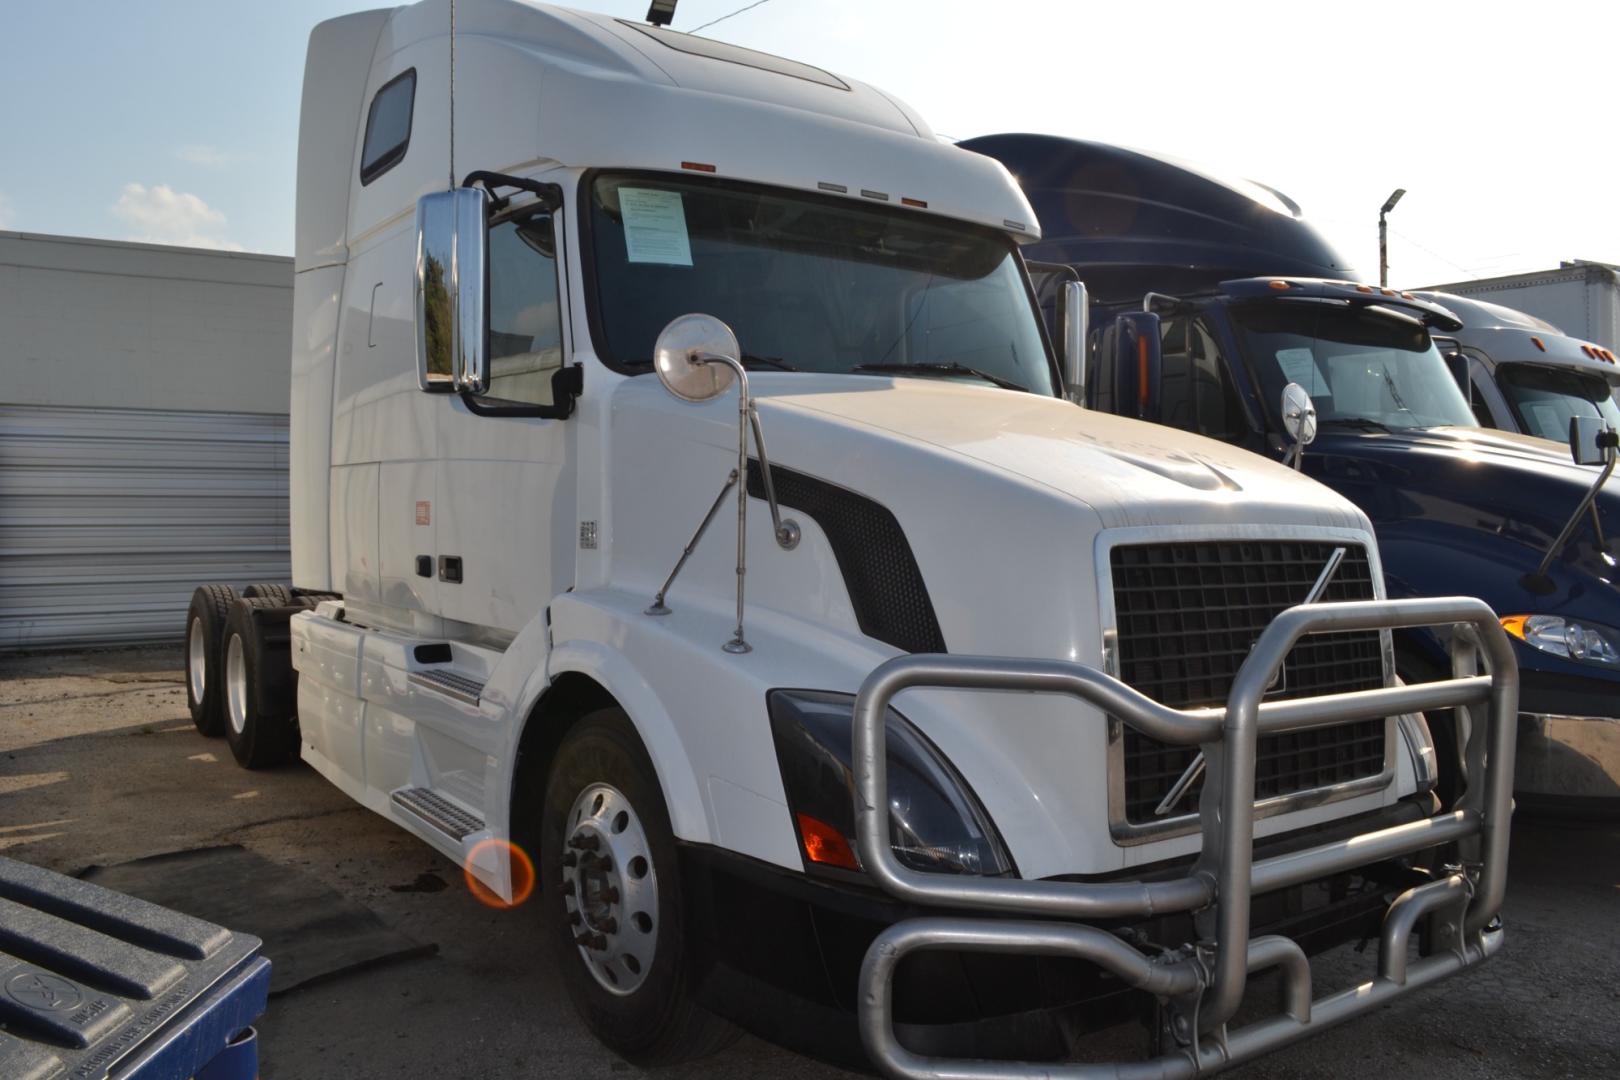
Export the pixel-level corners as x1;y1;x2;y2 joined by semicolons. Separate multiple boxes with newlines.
1276;347;1329;395
620;188;693;266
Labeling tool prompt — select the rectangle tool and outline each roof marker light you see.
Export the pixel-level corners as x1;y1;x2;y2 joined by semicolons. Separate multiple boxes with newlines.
1401;292;1415;300
860;189;889;201
1381;287;1397;296
680;161;717;173
1531;336;1546;352
817;181;848;194
901;196;928;208
1582;345;1595;358
1356;284;1374;293
1268;279;1291;290
1004;219;1027;232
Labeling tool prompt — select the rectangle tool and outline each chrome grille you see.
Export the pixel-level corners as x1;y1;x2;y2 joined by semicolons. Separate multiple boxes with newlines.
1110;540;1386;825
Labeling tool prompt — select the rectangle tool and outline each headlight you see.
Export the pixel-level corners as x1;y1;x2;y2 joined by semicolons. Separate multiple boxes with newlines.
767;689;1014;878
1501;614;1620;669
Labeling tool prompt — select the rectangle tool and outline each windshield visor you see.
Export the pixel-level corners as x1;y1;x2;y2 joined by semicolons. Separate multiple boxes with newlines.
1497;363;1620;442
586;173;1056;395
1231;300;1477;431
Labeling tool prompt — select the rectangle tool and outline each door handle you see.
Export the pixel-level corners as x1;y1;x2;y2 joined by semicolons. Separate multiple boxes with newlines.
438;556;463;584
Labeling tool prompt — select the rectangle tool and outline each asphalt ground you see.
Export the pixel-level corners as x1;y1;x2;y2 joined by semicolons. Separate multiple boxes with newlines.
3;646;1616;1079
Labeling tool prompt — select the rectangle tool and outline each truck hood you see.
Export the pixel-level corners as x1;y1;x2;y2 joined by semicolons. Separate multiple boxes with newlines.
1307;424;1617;553
758;374;1368;533
612;372;1375;660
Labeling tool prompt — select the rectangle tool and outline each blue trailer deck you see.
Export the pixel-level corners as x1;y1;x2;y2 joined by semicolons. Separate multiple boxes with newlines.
0;857;268;1080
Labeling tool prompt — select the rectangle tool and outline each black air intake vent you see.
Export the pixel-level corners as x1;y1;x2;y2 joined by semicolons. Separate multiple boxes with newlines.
747;461;946;655
1110;539;1385;824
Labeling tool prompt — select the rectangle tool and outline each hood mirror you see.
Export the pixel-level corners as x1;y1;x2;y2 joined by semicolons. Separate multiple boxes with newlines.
653;313;740;403
646;313;799;655
1522;416;1618;594
1280;382;1317;470
1569;414;1617;467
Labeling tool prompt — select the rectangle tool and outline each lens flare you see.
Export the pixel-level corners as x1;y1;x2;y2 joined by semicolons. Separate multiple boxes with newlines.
463;837;536;910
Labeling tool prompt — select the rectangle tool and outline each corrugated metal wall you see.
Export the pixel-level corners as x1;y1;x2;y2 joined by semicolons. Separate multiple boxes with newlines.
0;404;290;651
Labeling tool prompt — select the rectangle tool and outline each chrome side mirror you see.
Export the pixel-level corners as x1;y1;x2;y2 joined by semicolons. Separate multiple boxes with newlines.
414;187;489;394
1569;414;1617;467
1063;280;1089;405
652;313;739;402
1280;382;1317;470
647;314;799;655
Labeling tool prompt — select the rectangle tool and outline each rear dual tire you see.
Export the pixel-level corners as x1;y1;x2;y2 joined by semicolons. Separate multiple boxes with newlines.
185;585;238;736
221;600;308;769
240;582;295;605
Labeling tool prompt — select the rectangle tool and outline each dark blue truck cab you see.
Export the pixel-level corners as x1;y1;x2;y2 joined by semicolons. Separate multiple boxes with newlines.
964;133;1620;813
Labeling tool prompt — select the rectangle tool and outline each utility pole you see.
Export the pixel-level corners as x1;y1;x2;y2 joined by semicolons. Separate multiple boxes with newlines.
1379;188;1406;288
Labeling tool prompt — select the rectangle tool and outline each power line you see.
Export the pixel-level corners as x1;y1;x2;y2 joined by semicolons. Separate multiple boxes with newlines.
1388;224;1523;278
692;0;775;33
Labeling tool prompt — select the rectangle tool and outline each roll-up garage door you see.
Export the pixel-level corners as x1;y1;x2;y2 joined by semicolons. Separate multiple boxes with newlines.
0;404;289;651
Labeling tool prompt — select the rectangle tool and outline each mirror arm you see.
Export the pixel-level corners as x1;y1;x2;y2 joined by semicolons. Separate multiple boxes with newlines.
460;170;562;213
747;405;801;550
702;353;757;654
1528;448;1617;586
646;469;739;617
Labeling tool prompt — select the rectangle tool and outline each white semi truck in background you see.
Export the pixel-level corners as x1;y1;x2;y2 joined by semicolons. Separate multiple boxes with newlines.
1416;289;1620;442
180;1;1517;1074
1423;260;1620;353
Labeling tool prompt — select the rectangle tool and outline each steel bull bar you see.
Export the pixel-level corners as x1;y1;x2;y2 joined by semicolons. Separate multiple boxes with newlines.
852;597;1517;1079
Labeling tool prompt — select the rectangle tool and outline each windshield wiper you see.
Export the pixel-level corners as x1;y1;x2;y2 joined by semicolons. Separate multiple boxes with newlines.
739;353;798;371
1320;417;1393;433
628;352;798;371
850;362;1029;393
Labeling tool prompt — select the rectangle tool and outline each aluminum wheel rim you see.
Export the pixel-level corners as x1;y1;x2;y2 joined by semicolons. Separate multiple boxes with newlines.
225;634;248;736
561;782;658;996
187;616;206;703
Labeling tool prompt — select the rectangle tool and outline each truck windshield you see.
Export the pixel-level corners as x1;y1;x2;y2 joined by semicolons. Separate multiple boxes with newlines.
1497;363;1620;442
586;173;1056;395
1230;301;1477;431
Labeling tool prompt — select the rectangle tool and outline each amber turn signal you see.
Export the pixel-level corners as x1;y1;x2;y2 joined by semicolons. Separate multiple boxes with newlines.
797;813;859;869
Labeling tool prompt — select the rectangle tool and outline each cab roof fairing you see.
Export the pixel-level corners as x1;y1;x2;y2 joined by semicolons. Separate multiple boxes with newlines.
375;0;1040;243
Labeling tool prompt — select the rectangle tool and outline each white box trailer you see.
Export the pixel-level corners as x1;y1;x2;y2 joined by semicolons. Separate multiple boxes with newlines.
1423;261;1620;352
179;1;1517;1074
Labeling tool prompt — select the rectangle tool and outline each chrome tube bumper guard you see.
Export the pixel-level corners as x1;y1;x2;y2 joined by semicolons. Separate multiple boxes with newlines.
852;597;1517;1080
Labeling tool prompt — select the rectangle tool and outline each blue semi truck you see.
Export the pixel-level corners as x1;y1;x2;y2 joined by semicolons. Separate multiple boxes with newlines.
964;133;1620;814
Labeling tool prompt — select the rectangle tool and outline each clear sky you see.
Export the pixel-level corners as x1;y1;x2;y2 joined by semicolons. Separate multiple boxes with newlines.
1;0;1612;289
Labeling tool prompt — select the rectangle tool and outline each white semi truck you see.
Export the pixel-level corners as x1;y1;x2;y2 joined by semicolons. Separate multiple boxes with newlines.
181;2;1518;1074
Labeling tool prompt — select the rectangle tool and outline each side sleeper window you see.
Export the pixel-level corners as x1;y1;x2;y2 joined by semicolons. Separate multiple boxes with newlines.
360;70;415;184
486;211;564;407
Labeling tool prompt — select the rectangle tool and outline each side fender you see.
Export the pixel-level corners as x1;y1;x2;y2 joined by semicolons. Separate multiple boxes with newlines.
506;637;712;847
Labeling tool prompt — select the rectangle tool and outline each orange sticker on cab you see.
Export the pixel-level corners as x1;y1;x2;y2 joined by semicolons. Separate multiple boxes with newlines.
415;500;431;526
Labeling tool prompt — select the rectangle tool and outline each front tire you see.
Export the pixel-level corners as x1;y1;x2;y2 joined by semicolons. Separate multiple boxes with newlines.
541;708;737;1066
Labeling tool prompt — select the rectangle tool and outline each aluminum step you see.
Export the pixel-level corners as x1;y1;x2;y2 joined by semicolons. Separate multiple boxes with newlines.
407;667;485;706
391;787;484;841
